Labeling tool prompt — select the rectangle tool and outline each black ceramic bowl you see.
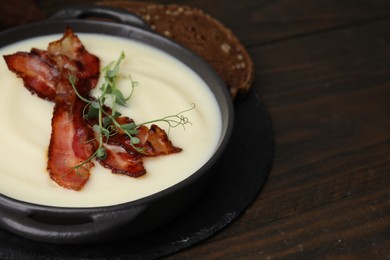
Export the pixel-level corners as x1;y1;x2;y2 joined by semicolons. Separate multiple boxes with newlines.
0;6;234;244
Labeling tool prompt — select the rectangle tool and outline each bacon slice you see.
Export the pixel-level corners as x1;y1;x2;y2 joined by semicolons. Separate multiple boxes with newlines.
107;124;182;156
47;76;97;190
3;52;58;101
47;27;100;93
45;29;99;190
47;97;96;190
144;124;183;155
99;145;146;178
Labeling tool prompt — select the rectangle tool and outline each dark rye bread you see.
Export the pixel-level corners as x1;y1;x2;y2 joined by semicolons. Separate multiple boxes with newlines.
96;1;253;98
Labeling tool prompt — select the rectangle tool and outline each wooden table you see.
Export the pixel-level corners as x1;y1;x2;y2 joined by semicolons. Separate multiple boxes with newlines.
1;0;389;258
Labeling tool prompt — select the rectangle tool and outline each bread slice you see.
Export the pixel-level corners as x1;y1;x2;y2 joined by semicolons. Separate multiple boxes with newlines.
96;1;253;98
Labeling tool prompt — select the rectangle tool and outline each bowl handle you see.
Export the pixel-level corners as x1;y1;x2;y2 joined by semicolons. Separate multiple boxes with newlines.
49;5;149;30
0;204;147;243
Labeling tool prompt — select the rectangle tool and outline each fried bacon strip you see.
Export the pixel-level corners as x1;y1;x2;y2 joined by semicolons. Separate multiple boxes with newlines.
3;28;182;190
101;145;146;177
4;28;100;190
47;96;96;190
107;124;182;156
4;52;58;101
97;122;181;177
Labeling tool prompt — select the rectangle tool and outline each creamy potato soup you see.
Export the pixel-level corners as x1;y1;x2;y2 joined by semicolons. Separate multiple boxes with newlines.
0;33;222;207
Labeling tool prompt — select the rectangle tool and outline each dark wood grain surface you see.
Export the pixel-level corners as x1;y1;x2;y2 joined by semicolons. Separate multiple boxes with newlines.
1;0;389;259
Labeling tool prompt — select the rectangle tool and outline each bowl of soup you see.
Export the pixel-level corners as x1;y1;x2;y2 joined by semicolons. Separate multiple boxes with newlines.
0;6;234;243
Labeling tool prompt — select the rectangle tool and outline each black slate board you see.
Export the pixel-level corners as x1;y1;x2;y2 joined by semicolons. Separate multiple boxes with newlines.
0;90;273;259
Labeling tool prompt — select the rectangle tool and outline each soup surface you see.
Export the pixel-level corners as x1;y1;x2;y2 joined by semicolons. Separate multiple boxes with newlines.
0;33;222;207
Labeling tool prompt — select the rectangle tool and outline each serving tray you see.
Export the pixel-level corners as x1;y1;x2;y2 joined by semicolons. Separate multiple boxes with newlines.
0;89;273;259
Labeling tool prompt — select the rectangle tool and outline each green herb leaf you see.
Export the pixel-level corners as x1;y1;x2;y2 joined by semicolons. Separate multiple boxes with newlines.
112;88;127;106
96;147;107;160
92;124;101;133
120;122;137;131
131;136;140;145
127;129;139;135
86;105;99;119
101;127;110;137
103;116;112;128
112;111;122;118
107;66;119;79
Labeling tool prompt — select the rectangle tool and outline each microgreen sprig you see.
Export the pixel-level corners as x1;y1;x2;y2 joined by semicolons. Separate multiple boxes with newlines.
69;51;194;172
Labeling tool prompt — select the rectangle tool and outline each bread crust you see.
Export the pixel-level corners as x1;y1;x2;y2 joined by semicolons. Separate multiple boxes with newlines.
96;0;253;98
